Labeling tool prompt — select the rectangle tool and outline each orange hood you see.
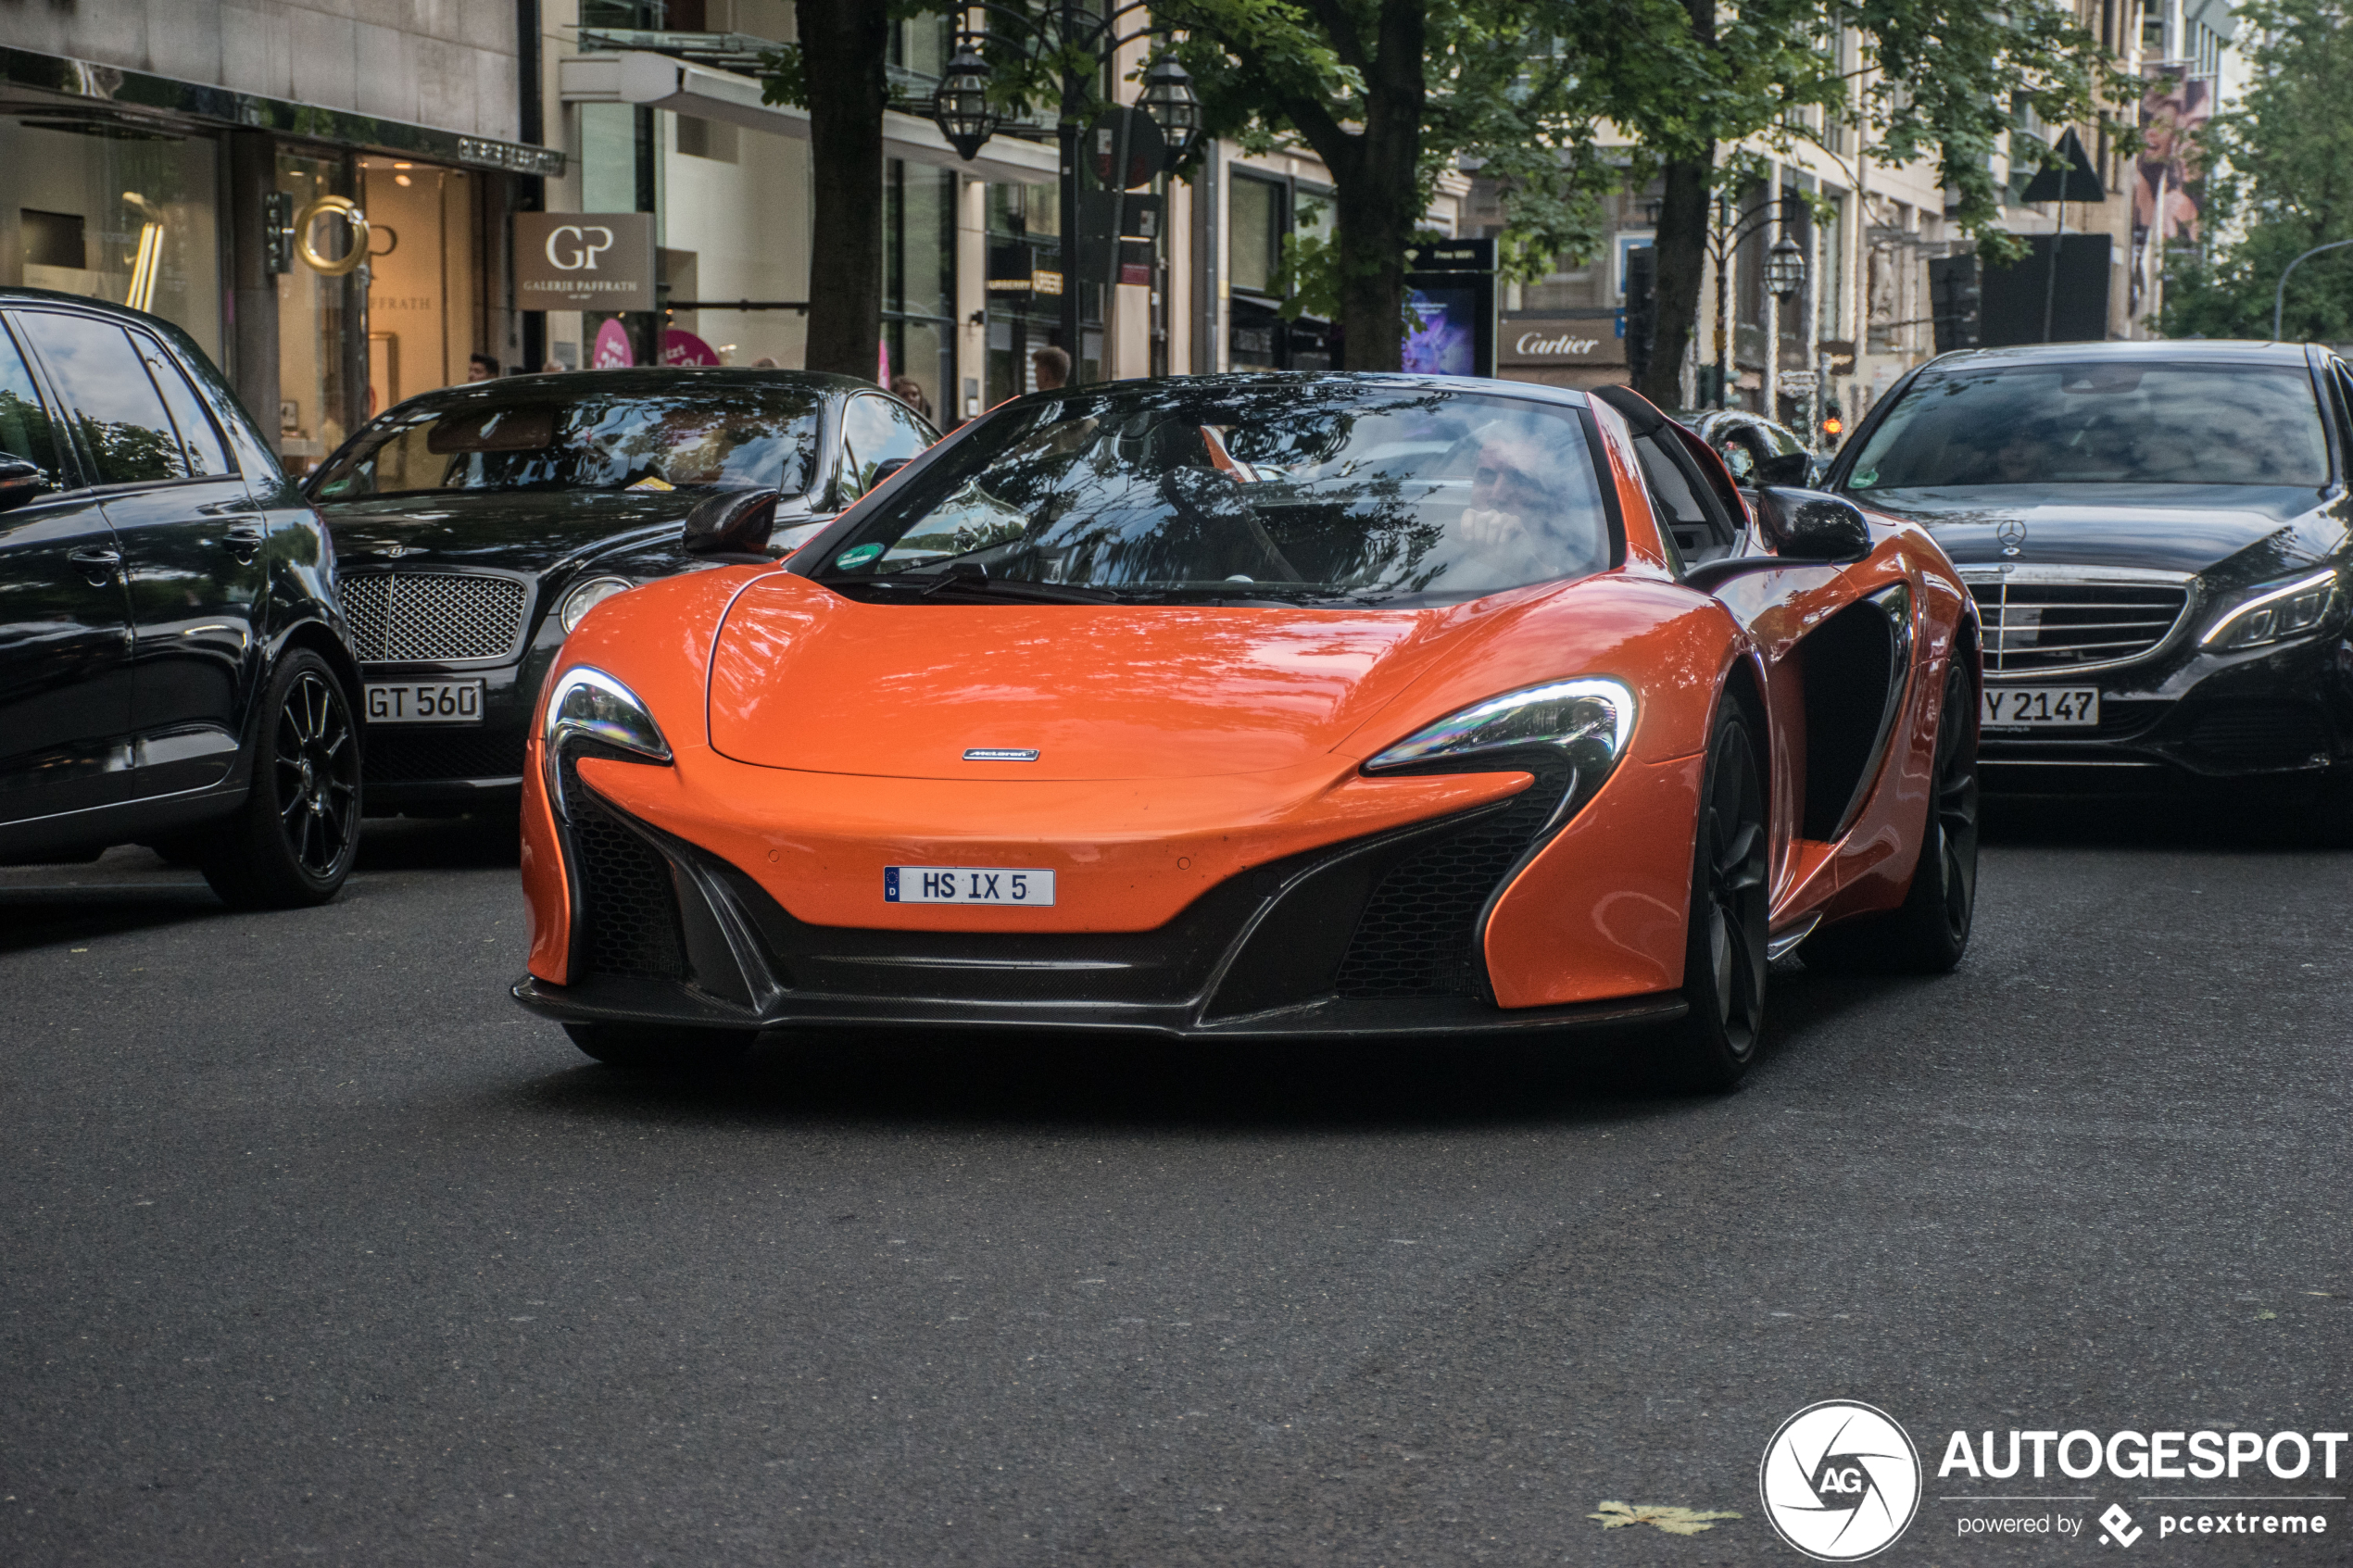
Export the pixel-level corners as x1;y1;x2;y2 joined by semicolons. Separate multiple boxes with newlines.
705;574;1528;780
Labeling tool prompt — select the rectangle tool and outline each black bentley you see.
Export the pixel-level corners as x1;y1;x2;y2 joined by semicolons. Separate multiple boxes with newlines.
1824;340;2353;834
306;369;937;812
0;290;364;906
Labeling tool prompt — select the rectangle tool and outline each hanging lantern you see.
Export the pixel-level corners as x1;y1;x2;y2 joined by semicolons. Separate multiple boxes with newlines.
1138;52;1202;169
1764;234;1807;300
932;37;998;162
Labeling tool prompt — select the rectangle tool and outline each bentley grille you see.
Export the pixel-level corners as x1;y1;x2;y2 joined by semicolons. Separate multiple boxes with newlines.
1967;575;2192;676
343;572;527;663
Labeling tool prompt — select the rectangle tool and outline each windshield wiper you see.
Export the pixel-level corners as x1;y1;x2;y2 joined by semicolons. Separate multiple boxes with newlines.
823;569;1125;605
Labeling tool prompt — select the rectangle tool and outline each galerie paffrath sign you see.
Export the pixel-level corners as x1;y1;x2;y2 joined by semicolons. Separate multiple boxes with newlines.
513;213;657;312
1500;317;1622;367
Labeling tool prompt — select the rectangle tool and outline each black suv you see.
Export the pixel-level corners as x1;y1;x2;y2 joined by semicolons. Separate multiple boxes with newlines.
0;290;364;905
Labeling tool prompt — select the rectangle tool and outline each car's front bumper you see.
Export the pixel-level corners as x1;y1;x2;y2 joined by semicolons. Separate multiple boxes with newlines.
510;749;1692;1041
360;650;555;812
1979;633;2353;797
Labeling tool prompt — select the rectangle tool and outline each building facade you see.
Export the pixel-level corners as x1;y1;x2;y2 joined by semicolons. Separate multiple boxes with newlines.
0;1;563;474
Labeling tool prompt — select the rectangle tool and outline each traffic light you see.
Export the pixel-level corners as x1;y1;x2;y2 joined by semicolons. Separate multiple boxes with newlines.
1819;403;1843;442
1623;245;1656;388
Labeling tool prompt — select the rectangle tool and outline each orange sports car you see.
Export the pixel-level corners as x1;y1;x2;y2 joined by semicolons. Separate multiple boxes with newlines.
511;375;1980;1088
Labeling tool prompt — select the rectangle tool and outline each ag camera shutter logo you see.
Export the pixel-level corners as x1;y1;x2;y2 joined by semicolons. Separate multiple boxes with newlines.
1760;1400;1923;1560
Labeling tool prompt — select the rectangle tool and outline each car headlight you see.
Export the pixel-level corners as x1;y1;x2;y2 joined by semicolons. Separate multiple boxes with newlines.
1364;678;1636;773
2200;568;2341;652
559;575;635;634
542;667;670;815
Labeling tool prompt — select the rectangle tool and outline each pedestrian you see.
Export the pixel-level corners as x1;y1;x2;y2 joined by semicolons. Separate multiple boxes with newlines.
888;375;933;421
1031;345;1070;391
467;353;498;383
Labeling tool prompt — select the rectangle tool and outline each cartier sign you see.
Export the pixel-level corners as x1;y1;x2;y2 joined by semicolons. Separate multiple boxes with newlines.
1500;318;1621;367
513;212;657;312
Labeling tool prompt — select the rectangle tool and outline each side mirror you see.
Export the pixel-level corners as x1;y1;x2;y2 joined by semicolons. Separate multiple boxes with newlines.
0;457;49;512
1753;485;1871;562
1750;450;1816;487
682;488;780;558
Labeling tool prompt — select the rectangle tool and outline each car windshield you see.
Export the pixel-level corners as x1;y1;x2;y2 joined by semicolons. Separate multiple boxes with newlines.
813;381;1616;606
1844;361;2330;490
308;385;824;499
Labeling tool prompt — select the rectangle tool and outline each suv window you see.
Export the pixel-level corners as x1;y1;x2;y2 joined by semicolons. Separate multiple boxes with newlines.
18;313;191;485
838;395;934;500
132;332;233;476
0;323;65;485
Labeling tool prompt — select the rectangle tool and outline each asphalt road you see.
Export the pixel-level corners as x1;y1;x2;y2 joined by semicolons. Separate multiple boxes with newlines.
3;806;2349;1566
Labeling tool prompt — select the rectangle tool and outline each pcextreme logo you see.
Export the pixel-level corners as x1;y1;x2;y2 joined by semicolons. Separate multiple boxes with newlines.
1759;1401;1923;1561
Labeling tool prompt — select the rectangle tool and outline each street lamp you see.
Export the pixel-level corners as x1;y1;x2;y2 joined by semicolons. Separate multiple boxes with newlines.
931;38;998;162
1138;54;1202;169
919;5;1195;385
1764;236;1807;300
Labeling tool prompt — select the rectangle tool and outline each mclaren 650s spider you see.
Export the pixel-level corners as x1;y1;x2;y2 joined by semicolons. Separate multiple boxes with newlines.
511;374;1981;1089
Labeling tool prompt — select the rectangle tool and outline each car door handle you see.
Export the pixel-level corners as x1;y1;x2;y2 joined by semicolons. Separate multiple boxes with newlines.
224;522;267;545
68;546;123;567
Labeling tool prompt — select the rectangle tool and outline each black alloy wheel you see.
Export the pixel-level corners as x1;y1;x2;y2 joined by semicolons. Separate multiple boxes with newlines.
564;1022;760;1073
202;650;363;909
1661;705;1770;1090
1806;657;1981;973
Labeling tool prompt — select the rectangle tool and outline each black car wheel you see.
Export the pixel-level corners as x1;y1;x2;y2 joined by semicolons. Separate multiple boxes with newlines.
202;650;363;909
1660;703;1770;1090
1806;658;1981;972
564;1022;759;1073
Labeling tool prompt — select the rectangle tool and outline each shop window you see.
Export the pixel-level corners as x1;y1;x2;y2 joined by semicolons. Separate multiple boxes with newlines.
1228;175;1279;297
359;157;479;414
883;159;955;420
275;148;360;475
0;119;222;363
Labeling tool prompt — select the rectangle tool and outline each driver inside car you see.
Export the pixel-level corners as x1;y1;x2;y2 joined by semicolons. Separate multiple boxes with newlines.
1456;432;1603;580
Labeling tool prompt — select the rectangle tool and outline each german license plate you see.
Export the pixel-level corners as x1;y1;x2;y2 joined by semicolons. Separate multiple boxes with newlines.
365;679;485;726
885;866;1056;906
1982;686;2098;728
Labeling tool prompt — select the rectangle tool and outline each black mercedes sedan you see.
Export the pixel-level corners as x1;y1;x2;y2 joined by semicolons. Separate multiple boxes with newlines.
306;368;937;813
0;289;363;906
1823;340;2353;832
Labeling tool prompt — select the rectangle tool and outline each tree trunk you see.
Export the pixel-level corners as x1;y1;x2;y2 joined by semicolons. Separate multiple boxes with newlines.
1640;151;1714;407
796;0;887;379
1331;0;1427;370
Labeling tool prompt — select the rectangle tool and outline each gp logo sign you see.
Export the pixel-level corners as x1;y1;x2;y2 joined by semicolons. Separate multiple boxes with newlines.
542;224;616;271
512;212;655;312
1760;1401;1923;1561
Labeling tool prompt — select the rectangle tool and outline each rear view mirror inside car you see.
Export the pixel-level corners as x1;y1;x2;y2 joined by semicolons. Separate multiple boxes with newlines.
425;406;557;454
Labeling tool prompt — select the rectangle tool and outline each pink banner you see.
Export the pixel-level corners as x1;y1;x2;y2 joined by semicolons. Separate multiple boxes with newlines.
591;318;634;369
661;329;721;367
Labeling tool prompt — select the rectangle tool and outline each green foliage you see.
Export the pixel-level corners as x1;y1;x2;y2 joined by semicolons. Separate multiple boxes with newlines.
2160;0;2353;341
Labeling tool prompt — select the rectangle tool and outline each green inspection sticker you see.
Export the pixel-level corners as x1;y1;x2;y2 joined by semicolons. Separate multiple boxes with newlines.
1852;468;1878;488
834;543;884;569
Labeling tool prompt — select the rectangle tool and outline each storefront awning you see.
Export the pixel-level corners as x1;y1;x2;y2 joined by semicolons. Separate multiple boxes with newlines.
0;45;566;176
560;52;1058;185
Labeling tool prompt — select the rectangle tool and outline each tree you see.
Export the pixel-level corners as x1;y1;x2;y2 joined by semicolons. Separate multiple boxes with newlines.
1620;0;2123;408
761;2;902;380
2160;0;2353;342
1154;0;1682;370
